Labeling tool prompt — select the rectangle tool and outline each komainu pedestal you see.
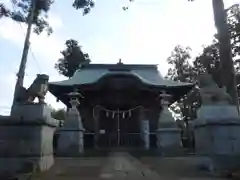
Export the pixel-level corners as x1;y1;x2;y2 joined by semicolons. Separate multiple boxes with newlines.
0;104;59;174
194;73;240;172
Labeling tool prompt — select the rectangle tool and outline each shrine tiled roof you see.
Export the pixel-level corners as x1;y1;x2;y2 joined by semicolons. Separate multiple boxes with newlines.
48;63;195;104
49;63;193;87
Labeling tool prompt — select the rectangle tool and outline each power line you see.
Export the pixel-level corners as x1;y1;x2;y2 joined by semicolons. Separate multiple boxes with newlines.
10;1;42;73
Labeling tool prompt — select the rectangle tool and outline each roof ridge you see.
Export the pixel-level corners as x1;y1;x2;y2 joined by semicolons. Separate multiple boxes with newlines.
81;63;158;70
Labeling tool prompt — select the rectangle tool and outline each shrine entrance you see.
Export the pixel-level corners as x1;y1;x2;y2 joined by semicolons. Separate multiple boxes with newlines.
96;106;142;149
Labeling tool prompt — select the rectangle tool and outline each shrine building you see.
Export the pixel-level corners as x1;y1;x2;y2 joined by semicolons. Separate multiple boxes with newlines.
49;62;194;150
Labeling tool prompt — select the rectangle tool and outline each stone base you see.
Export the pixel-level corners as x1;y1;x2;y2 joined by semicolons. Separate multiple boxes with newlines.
0;124;56;156
156;128;183;156
194;105;240;155
0;155;54;174
0;114;58;173
197;155;240;173
10;104;59;126
211;154;240;172
194;117;240;155
196;156;214;173
57;130;84;156
194;105;240;171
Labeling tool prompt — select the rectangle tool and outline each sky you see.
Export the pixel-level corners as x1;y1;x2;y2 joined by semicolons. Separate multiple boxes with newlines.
0;0;239;115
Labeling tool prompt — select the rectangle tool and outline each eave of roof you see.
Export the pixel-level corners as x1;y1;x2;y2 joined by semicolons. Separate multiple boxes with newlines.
48;63;195;105
49;63;193;87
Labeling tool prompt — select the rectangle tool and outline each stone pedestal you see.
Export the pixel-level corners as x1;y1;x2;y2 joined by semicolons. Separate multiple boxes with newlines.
0;104;59;174
11;103;52;122
194;105;240;172
157;105;182;155
156;128;182;155
57;117;84;156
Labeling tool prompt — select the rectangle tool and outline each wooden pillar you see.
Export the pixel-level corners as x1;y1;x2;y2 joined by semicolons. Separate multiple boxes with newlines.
93;106;100;149
139;107;150;150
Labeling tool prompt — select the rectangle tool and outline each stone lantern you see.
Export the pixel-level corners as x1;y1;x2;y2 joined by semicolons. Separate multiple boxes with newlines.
57;89;85;155
156;90;182;156
67;91;83;129
160;90;172;107
158;90;177;128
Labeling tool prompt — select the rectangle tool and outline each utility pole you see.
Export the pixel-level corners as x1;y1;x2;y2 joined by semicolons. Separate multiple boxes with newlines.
212;0;239;113
11;0;37;113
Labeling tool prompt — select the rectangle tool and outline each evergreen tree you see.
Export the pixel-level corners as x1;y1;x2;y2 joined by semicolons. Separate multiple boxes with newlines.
55;39;91;78
0;0;53;35
189;0;238;106
166;3;240;122
72;0;95;15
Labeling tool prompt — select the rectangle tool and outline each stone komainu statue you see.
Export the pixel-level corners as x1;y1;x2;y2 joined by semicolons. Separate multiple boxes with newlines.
198;73;232;105
16;74;49;104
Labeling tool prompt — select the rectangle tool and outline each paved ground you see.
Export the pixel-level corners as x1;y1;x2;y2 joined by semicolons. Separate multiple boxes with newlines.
33;152;229;180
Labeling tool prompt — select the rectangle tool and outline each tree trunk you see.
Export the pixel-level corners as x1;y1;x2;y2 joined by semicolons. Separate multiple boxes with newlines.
212;0;239;110
11;0;36;111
